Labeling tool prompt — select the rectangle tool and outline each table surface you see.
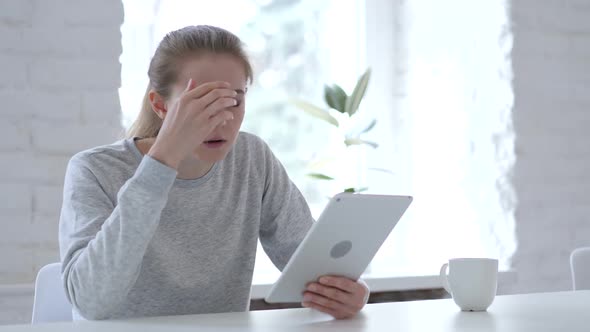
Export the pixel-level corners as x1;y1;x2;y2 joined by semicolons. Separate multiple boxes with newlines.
1;291;588;331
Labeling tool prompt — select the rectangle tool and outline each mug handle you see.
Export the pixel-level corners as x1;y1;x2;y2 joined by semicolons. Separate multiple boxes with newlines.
439;263;452;294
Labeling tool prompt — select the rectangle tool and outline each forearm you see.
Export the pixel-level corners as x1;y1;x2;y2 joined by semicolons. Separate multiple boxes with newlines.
61;156;176;319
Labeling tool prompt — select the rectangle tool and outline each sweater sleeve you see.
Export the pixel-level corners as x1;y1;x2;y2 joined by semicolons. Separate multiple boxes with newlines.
258;144;314;271
58;155;177;320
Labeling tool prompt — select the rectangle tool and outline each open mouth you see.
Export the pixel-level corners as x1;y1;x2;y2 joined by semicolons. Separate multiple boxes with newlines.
203;138;227;148
204;139;226;144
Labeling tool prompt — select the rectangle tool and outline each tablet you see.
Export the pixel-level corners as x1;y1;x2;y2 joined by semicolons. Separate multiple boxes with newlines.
264;193;413;303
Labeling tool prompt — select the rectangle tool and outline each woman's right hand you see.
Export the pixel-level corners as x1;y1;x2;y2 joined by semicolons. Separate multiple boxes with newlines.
147;79;237;169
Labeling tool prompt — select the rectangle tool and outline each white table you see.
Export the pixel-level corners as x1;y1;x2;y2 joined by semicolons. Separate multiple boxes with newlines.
1;291;588;331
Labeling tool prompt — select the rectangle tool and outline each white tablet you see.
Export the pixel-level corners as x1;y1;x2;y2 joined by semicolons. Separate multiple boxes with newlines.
265;193;413;303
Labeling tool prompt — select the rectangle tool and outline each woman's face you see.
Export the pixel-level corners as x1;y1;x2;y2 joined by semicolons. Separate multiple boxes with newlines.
167;53;248;162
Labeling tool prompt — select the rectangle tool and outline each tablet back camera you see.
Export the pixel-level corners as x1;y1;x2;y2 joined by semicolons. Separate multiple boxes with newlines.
330;240;352;259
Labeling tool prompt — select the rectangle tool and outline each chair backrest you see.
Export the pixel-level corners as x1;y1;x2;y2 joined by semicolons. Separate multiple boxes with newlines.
570;247;590;290
31;263;73;324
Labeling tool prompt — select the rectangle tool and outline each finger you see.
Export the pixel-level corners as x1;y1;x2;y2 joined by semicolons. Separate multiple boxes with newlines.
302;300;353;320
183;81;231;100
205;110;234;131
306;283;351;305
318;276;363;294
198;88;238;108
201;97;238;117
302;291;353;313
234;93;245;107
185;78;196;91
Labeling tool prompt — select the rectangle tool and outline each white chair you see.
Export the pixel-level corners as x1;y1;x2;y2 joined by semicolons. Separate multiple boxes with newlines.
31;263;73;324
570;247;590;290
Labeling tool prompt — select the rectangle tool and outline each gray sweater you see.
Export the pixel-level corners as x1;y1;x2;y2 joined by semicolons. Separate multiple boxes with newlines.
58;132;314;320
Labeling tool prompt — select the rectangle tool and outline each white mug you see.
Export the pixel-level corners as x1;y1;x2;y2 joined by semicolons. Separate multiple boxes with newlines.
439;258;498;311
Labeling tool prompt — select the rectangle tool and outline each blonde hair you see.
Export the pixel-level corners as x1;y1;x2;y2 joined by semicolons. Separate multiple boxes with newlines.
127;25;254;138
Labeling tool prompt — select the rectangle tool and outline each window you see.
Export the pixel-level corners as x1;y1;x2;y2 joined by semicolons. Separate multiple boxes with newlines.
120;0;515;284
361;0;515;277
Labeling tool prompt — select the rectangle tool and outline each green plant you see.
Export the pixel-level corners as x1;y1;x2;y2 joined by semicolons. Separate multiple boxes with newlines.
293;68;377;193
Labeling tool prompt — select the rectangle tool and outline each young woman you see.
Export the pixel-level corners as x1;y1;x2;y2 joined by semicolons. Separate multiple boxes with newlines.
59;25;368;321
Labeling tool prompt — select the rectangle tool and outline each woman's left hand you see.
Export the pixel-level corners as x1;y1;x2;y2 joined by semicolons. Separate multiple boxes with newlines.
302;276;369;319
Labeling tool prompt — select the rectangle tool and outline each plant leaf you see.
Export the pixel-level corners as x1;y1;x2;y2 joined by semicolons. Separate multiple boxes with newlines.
345;68;371;116
307;173;335;180
291;99;339;127
360;119;377;134
344;138;379;148
324;84;348;113
343;187;368;193
368;167;395;175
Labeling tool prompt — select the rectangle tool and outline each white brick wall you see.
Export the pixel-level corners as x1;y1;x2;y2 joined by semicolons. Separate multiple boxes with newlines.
0;56;28;88
30;60;121;90
32;122;123;154
509;0;590;294
0;286;34;325
82;91;123;124
0;0;123;324
0;120;30;151
29;91;80;120
0;0;32;26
